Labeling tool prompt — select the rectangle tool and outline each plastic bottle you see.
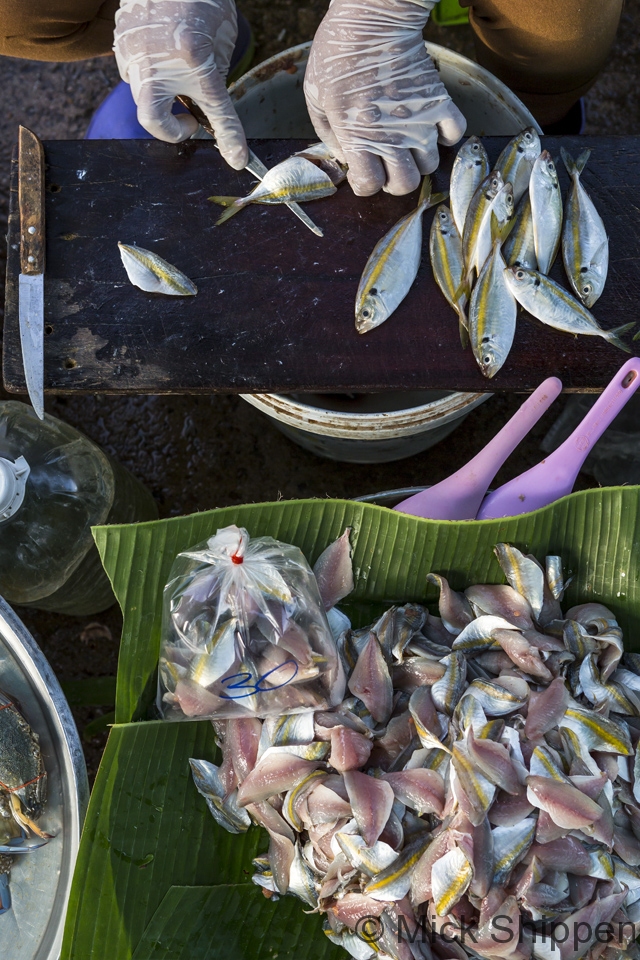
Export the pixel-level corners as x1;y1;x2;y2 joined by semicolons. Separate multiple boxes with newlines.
0;401;158;615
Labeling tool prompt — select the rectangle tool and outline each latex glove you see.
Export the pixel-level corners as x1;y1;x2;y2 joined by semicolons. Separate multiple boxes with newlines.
114;0;248;169
304;0;467;196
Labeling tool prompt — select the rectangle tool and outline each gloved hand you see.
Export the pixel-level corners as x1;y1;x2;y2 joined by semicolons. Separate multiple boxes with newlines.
114;0;248;169
304;0;467;196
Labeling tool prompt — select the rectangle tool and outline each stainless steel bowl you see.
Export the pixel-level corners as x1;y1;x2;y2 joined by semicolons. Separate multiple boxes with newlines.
0;596;88;960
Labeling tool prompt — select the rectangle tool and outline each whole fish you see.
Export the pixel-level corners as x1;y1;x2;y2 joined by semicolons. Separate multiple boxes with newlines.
462;170;503;278
429;205;468;346
504;266;634;352
469;237;517;379
493;127;541;204
450;136;490;236
355;177;446;334
529;151;563;274
118;243;197;296
503;193;537;270
209;156;337;226
469;181;515;278
561;147;609;307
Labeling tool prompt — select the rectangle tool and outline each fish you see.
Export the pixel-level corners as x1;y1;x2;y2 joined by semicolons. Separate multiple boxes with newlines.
355;176;446;334
502;193;537;270
561;147;609;307
468;237;517;379
493;126;541;204
529;150;563;274
209;155;336;225
188;541;640;960
189;758;252;833
313;529;354;611
429;205;469;346
117;243;197;295
504;266;634;351
468;181;515;279
462;170;503;274
431;845;473;916
450;136;491;236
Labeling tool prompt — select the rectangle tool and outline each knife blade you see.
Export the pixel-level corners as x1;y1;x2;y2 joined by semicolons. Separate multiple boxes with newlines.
18;125;45;420
176;95;324;237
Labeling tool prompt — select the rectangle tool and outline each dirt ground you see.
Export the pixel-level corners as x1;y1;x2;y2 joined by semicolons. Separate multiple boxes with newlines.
0;1;639;782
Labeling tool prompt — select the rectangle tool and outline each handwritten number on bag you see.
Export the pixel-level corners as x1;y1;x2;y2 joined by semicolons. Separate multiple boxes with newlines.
220;659;299;699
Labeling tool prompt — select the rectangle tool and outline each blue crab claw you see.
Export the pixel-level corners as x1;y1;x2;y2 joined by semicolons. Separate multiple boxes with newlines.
0;836;48;854
0;873;11;915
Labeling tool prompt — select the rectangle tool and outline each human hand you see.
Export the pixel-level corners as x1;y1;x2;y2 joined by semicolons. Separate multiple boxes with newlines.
304;0;466;196
114;0;248;168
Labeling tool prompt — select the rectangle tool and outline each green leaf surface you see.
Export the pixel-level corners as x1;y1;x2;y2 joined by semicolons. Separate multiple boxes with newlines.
64;490;640;960
131;885;344;960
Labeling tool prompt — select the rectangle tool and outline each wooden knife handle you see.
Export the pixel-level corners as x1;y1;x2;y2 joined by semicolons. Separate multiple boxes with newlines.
18;125;45;276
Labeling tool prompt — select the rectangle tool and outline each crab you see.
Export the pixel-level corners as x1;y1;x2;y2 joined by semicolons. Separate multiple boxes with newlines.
0;691;49;839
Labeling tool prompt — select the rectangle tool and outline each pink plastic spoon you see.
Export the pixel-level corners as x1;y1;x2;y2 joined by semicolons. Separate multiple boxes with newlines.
477;357;640;520
394;377;563;520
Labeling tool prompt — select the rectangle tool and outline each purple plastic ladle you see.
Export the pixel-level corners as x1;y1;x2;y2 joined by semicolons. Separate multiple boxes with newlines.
477;357;640;520
394;376;563;520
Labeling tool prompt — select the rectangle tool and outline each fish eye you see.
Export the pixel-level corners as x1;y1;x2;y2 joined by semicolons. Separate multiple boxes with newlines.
582;284;592;294
516;270;525;279
483;356;492;365
361;308;371;318
472;143;479;151
439;211;447;220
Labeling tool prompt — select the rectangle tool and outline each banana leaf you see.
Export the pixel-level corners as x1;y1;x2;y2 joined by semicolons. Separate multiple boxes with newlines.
62;488;640;960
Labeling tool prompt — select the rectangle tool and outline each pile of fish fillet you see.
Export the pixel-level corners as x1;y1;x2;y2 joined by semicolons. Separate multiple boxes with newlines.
190;533;640;960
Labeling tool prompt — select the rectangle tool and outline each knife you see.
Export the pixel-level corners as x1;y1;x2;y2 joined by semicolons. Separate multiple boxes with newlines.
18;125;45;420
176;96;324;237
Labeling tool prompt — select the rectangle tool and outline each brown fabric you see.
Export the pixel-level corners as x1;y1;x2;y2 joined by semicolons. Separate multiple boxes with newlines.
0;0;119;61
460;0;624;124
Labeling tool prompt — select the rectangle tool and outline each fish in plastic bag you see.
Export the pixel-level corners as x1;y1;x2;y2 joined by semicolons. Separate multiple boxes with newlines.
158;524;347;720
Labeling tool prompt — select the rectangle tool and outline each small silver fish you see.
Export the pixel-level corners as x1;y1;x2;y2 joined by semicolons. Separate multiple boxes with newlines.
118;243;197;295
469;238;517;379
431;845;473;917
429;205;469;347
210;155;336;225
469;181;515;278
503;193;537;270
529;151;563;274
462;170;503;277
493;127;541;204
450;136;491;236
561;147;609;308
355;177;446;334
504;266;634;351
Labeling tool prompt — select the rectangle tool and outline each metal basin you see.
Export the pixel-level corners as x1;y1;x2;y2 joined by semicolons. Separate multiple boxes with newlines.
0;596;88;960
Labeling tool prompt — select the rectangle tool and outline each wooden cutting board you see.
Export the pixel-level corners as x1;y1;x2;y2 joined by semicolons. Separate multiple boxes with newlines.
3;136;640;396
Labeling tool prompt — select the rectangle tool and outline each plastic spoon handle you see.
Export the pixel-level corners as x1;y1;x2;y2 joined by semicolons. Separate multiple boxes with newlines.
477;357;640;520
394;377;563;520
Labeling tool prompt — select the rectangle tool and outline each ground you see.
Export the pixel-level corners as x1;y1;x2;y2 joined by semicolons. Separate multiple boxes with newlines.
0;0;639;781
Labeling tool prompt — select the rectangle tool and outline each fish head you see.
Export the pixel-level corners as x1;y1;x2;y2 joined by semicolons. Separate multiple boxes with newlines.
576;260;607;308
477;335;506;379
435;204;456;235
535;151;559;189
460;136;488;168
496;183;515;223
485;172;504;202
504;265;538;298
355;290;388;334
517;127;542;163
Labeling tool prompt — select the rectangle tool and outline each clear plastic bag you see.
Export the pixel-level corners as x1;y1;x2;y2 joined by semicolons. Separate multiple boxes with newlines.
157;524;345;720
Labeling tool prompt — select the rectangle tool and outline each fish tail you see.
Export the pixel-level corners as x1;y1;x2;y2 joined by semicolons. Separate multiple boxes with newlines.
209;196;245;225
457;307;469;349
560;147;591;178
418;175;433;207
606;322;635;352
